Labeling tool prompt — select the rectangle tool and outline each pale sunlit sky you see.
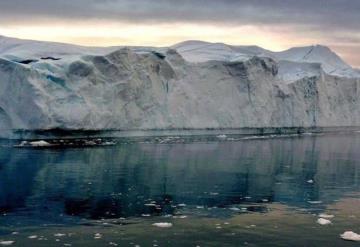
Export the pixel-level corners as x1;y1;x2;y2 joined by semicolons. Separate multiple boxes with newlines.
0;0;359;67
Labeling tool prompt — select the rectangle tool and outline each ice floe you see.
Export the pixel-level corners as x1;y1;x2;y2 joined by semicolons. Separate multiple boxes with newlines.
54;233;66;237
317;218;332;225
152;222;173;228
308;200;322;204
94;233;102;239
0;241;15;246
29;140;51;147
318;213;334;219
340;231;360;241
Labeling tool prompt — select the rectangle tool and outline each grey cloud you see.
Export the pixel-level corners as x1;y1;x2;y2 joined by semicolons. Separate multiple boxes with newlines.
0;0;359;30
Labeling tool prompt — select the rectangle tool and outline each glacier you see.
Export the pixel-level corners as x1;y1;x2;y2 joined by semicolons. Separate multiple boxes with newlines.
0;36;360;137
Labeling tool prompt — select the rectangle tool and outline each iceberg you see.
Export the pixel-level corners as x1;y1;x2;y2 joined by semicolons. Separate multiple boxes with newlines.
0;36;360;137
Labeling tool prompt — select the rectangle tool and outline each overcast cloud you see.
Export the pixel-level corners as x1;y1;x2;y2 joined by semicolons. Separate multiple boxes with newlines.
0;0;359;29
0;0;359;66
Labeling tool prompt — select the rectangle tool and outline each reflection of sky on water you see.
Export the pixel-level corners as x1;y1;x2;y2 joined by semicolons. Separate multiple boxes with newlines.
0;134;359;222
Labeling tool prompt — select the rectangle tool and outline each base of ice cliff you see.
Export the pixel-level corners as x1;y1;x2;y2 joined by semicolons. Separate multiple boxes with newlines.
0;36;360;137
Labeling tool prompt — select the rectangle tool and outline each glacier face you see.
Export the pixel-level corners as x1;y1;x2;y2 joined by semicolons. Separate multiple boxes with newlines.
0;36;360;136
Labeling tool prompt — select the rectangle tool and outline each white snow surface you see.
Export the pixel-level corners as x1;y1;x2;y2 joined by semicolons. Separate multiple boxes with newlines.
173;40;360;80
0;36;360;136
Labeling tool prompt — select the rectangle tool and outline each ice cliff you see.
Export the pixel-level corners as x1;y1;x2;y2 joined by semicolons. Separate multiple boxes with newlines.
0;36;359;137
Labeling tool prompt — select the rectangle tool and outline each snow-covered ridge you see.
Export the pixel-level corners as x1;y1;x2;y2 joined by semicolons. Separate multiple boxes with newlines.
0;36;358;80
173;40;359;79
0;35;360;137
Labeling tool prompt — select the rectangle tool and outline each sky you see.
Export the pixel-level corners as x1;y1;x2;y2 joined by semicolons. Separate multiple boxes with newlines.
0;0;359;67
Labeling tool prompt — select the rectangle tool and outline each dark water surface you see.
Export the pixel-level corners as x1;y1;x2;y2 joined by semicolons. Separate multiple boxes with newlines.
0;133;359;246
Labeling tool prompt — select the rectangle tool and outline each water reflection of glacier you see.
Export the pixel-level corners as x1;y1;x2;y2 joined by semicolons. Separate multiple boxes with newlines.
0;133;359;220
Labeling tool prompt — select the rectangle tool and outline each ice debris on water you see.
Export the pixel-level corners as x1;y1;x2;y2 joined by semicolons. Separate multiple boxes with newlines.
54;233;66;237
308;201;322;204
30;140;51;147
317;218;332;225
18;140;51;147
318;213;334;219
152;222;173;228
340;231;360;241
307;179;314;183
0;241;15;246
94;233;102;239
28;235;38;239
173;215;187;219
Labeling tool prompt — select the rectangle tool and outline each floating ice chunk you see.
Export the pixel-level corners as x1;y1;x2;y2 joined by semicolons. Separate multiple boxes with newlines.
177;203;186;207
28;235;38;239
307;180;314;183
54;233;66;237
340;231;360;241
30;140;51;147
19;141;28;146
216;135;227;139
173;215;187;219
0;241;15;246
319;213;334;219
94;233;102;239
229;207;240;211
84;141;96;145
103;141;116;146
317;218;332;225
308;201;322;204
152;222;173;228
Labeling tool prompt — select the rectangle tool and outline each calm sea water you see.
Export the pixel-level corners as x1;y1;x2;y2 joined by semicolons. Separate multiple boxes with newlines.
0;133;359;246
